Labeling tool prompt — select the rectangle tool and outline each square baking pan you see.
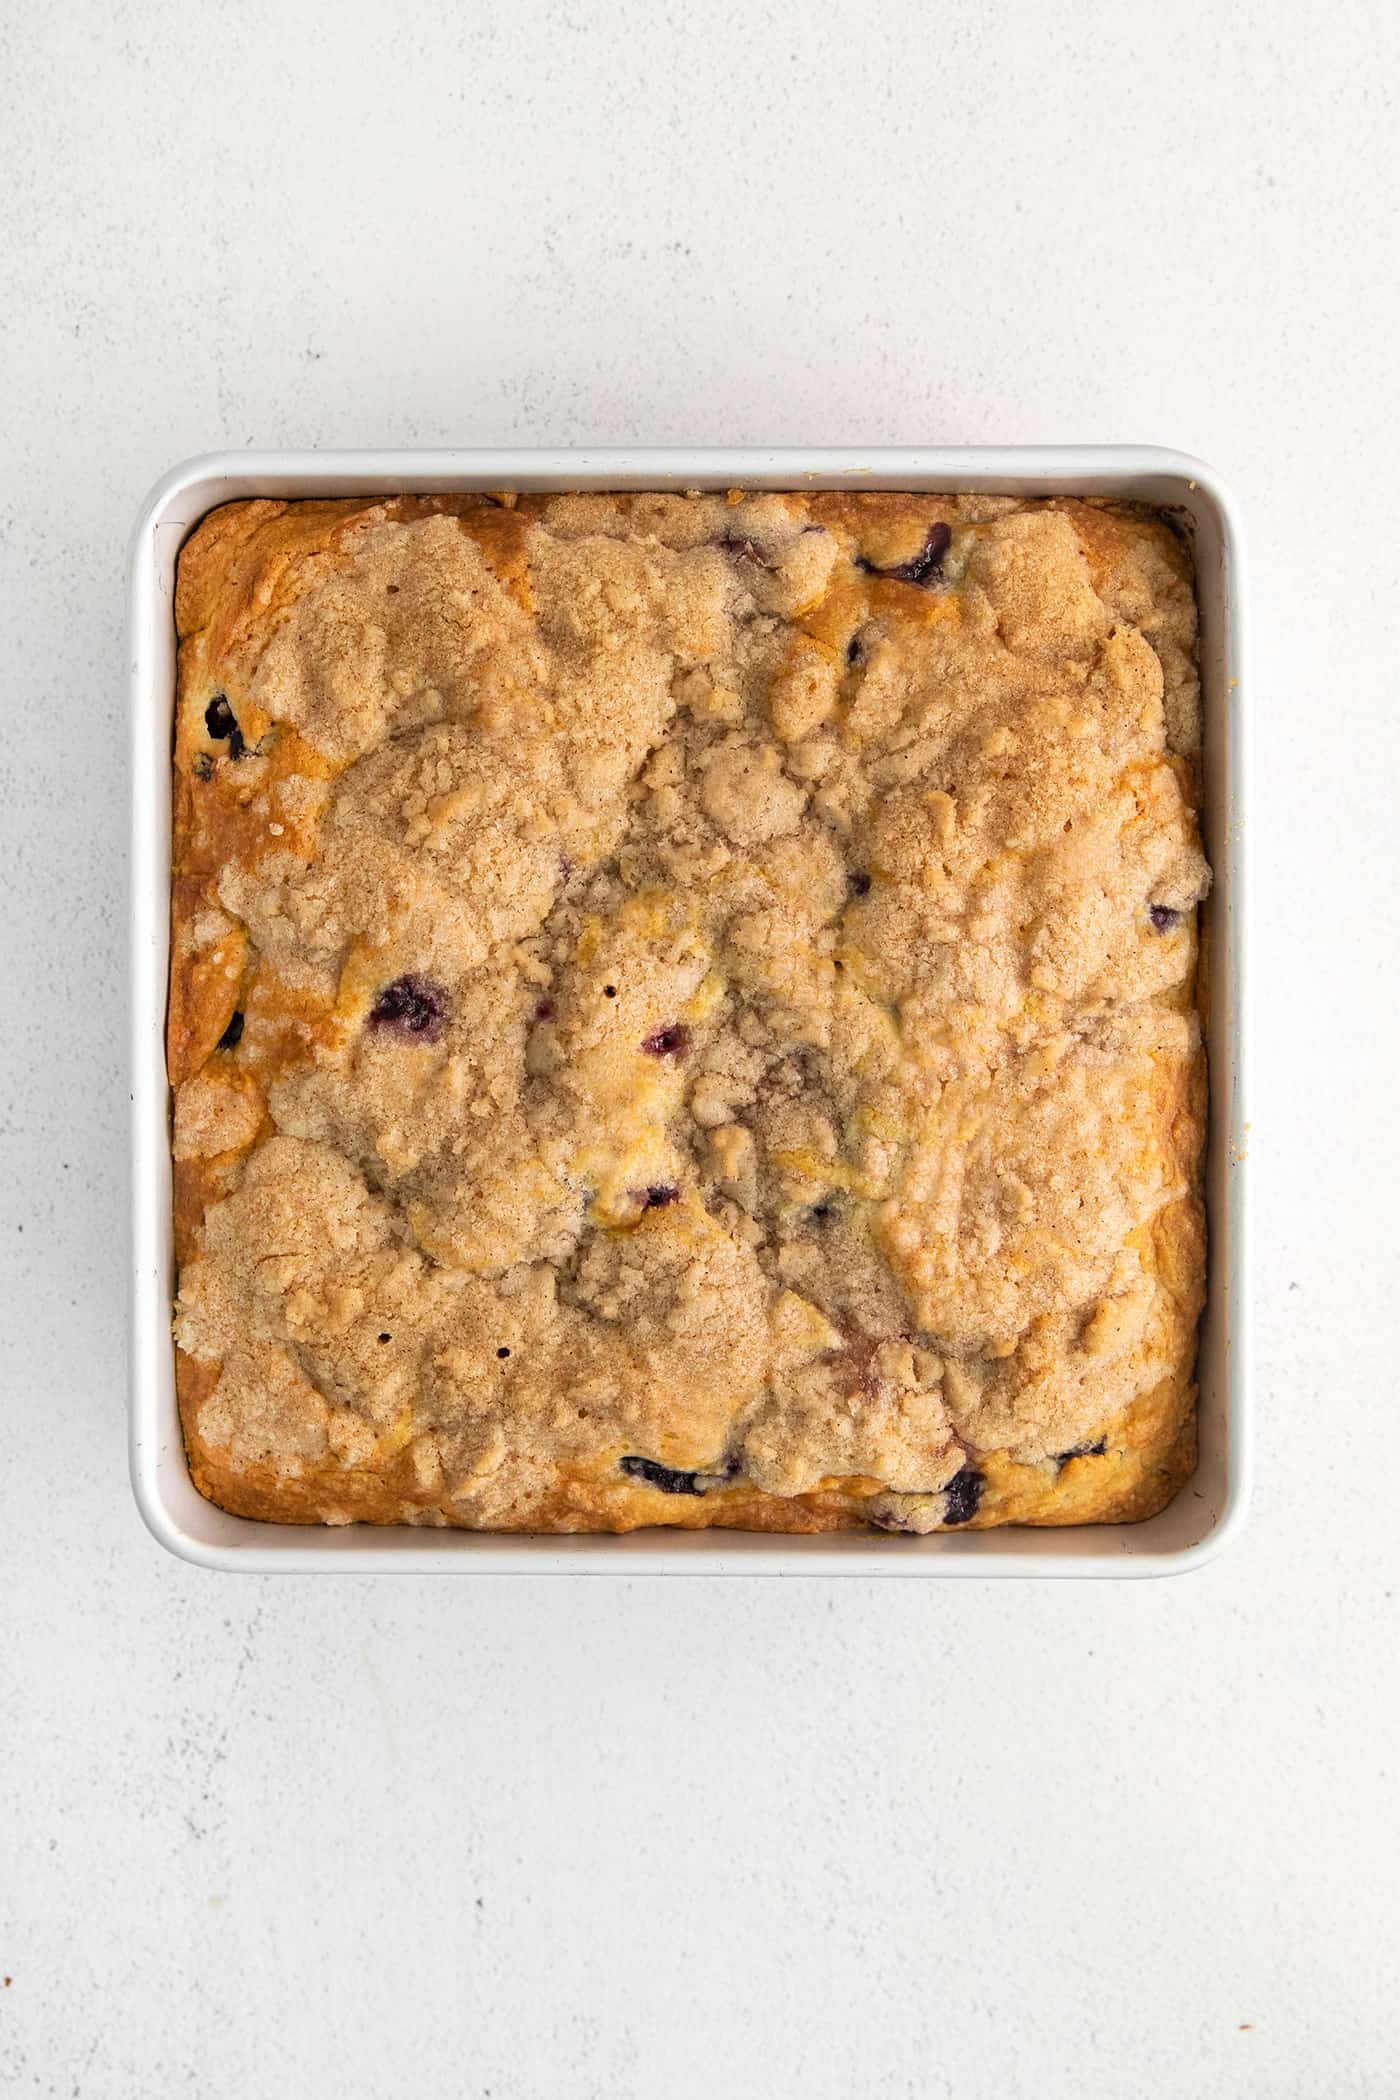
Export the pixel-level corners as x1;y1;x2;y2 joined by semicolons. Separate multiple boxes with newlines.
129;448;1249;1575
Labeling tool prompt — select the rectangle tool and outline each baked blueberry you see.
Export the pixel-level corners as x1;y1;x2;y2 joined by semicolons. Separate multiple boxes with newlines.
941;1464;984;1526
1056;1436;1108;1465
369;974;448;1043
850;870;872;897
204;693;246;760
620;1453;738;1495
640;1023;690;1059
719;534;770;568
642;1185;679;1209
868;1504;918;1532
1148;903;1181;933
192;753;214;781
216;1010;244;1052
620;1455;704;1495
858;522;952;588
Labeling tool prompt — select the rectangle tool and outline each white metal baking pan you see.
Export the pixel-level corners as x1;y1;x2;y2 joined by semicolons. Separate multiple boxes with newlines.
129;448;1249;1575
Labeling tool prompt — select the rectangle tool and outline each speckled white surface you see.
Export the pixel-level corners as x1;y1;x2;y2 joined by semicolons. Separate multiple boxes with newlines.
2;2;1397;2094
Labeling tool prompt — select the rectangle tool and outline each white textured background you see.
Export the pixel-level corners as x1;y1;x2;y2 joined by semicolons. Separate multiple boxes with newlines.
2;2;1397;2094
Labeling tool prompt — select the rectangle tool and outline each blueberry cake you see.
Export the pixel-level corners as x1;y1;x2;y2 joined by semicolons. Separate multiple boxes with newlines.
169;490;1209;1533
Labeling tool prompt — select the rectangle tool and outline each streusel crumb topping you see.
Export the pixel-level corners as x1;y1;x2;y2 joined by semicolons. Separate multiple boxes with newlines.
169;491;1208;1533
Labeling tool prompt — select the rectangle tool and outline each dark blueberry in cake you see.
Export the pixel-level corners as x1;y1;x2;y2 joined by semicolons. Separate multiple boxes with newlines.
868;1505;916;1533
941;1464;984;1527
850;869;872;898
192;753;214;781
858;521;952;588
369;974;448;1043
1148;903;1181;933
846;632;867;667
216;1009;244;1052
204;693;246;759
534;999;555;1022
719;534;771;568
620;1455;704;1496
640;1022;690;1059
619;1452;741;1495
1056;1436;1108;1466
642;1184;680;1209
809;1199;837;1224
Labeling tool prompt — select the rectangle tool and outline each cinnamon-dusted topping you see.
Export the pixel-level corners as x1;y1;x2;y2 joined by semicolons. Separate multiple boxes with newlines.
170;491;1207;1532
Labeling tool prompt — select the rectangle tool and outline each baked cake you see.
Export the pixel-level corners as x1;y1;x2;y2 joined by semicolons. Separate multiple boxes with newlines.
168;490;1209;1533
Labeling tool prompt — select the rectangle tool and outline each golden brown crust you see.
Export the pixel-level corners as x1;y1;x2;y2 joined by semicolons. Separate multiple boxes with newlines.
169;490;1208;1533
